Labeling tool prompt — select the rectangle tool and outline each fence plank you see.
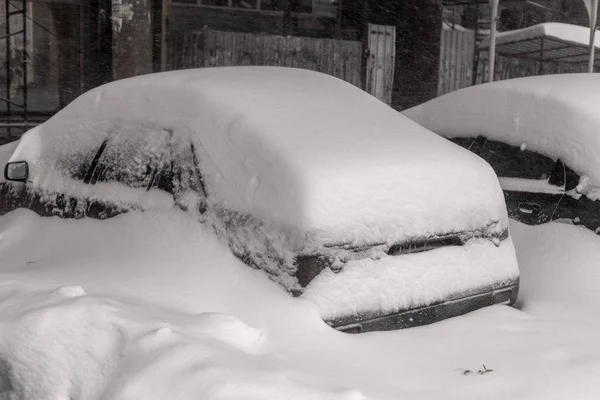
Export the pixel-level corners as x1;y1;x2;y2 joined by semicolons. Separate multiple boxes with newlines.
439;29;475;96
365;24;396;105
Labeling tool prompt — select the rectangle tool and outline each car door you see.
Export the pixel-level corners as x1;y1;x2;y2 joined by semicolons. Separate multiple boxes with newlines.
5;123;206;219
451;137;564;225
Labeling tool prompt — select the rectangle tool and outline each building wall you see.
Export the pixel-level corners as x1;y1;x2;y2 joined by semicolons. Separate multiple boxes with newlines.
169;1;338;38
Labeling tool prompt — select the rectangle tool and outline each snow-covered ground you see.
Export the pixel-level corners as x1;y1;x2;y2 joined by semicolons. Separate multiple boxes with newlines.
0;208;598;399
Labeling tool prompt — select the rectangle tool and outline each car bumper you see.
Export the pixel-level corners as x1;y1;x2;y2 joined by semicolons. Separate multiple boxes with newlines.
328;279;519;333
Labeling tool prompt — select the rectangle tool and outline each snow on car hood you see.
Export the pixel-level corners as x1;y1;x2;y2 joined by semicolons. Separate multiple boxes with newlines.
9;67;508;248
403;73;600;189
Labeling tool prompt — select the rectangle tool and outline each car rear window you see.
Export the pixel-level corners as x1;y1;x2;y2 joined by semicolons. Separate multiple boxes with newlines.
56;124;205;200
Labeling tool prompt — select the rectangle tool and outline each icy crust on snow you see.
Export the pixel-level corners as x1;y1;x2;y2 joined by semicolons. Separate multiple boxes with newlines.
9;67;508;249
301;238;519;320
480;22;600;50
403;74;600;190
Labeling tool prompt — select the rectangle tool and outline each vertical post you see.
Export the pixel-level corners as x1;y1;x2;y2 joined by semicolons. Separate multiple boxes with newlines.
336;0;343;36
471;3;480;86
161;0;169;71
538;37;544;75
282;0;291;36
588;0;598;73
21;0;26;127
5;0;11;133
488;0;499;83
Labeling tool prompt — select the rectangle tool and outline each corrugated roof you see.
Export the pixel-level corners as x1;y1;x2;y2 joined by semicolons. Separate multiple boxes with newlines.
479;22;600;64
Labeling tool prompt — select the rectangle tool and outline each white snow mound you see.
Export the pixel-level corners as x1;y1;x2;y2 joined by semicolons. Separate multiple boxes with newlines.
10;67;507;248
403;74;600;188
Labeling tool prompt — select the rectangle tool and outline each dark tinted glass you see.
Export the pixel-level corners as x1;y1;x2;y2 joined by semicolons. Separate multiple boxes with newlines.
455;137;556;180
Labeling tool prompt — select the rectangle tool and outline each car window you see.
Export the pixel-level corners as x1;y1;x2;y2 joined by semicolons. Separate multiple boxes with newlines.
90;127;174;189
55;124;206;203
452;137;584;192
476;139;556;180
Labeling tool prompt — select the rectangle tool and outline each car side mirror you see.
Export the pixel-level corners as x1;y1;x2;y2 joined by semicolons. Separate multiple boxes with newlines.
4;161;29;182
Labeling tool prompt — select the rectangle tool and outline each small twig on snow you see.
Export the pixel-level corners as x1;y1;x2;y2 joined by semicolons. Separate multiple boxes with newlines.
478;364;494;375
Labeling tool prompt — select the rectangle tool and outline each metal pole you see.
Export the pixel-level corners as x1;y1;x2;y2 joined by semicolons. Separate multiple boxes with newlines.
539;37;544;75
5;0;11;137
471;3;480;86
21;0;26;126
488;0;500;83
588;0;598;73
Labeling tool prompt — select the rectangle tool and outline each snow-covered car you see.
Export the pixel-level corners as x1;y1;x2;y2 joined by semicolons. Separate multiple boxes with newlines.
403;74;600;235
1;67;519;332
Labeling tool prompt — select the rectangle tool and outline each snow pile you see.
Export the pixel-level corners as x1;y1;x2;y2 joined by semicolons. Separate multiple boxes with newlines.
0;286;366;400
9;67;508;249
0;208;365;399
0;208;294;320
510;220;600;316
403;74;600;189
480;22;600;50
0;209;600;399
576;175;600;201
302;237;519;319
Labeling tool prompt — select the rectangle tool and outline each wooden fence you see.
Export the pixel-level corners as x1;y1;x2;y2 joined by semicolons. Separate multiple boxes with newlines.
476;52;587;83
438;29;474;96
365;24;396;105
168;29;363;89
439;28;588;95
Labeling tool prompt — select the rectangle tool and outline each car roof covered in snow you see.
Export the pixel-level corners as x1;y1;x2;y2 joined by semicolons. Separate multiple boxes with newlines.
10;67;506;247
403;73;600;188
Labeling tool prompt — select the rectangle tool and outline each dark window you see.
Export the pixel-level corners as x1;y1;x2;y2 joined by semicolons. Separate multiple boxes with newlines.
58;125;205;201
202;0;229;6
290;0;312;14
232;0;258;9
174;0;313;13
91;129;173;189
260;0;282;11
472;138;556;180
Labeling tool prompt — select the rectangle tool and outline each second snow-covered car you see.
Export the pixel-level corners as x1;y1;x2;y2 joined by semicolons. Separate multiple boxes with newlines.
404;74;600;235
1;67;519;332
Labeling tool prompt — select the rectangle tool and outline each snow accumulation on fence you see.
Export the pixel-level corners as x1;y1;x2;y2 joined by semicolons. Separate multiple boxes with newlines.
403;74;600;189
8;66;507;249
